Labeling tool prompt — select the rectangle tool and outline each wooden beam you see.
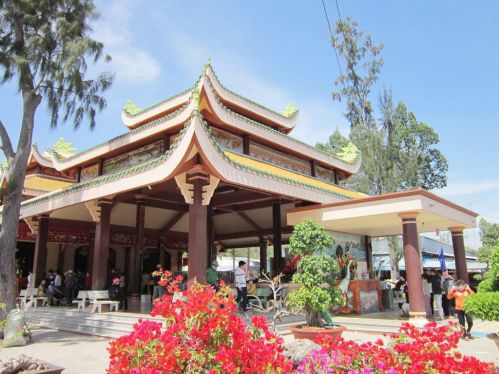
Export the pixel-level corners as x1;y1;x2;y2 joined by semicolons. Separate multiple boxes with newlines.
222;238;290;249
212;199;274;215
236;211;262;232
215;226;293;241
162;211;186;234
211;190;271;207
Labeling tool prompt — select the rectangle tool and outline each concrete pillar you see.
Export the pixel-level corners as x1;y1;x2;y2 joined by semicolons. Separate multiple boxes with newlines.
449;227;468;283
33;214;49;286
188;179;209;285
259;237;268;275
272;199;283;274
92;200;113;289
399;212;426;319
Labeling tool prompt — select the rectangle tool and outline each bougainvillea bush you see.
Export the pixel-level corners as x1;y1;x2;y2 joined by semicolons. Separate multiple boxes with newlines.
296;321;494;374
108;278;292;373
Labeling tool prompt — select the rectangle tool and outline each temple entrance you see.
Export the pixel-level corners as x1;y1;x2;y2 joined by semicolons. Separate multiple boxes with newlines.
73;246;90;273
16;241;34;277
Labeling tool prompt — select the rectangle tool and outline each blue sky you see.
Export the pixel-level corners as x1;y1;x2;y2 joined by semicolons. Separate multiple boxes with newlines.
1;1;498;246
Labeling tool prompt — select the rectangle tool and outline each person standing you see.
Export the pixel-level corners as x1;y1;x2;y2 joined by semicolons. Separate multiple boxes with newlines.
205;260;220;291
64;270;76;305
430;269;444;320
442;271;455;318
152;265;164;300
421;273;433;318
448;280;475;340
234;260;249;312
119;272;127;310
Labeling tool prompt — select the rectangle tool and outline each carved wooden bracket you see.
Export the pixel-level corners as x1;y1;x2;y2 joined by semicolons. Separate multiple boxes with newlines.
85;200;101;222
174;172;219;205
24;216;39;234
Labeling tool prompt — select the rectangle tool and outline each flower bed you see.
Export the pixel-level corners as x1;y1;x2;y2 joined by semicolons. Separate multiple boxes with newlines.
296;322;494;373
108;273;494;373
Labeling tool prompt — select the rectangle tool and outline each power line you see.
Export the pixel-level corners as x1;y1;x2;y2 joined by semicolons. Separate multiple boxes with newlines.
333;0;343;24
320;0;343;78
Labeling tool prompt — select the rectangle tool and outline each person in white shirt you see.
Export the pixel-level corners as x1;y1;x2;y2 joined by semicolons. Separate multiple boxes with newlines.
234;260;248;312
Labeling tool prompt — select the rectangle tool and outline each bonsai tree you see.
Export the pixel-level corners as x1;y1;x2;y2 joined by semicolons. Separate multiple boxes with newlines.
287;220;344;327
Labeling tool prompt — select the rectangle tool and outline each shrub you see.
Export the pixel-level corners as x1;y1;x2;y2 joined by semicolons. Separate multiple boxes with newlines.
297;322;494;373
108;282;292;373
464;292;499;321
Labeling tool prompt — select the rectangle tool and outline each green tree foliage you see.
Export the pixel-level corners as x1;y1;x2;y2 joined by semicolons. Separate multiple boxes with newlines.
51;137;77;158
478;218;499;263
316;129;349;156
287;220;343;327
464;243;499;321
323;17;448;278
0;0;113;311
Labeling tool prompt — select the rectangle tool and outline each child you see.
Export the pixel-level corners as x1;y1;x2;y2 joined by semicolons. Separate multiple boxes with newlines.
447;279;474;340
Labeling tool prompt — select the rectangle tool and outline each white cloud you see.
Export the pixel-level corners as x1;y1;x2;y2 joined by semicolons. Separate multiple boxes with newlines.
437;180;499;197
93;0;160;83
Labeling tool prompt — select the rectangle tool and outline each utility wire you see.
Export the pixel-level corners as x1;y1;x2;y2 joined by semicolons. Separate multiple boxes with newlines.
320;0;343;78
333;0;343;23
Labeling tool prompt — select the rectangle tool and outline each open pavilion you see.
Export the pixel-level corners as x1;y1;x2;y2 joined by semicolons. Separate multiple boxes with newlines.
3;64;477;318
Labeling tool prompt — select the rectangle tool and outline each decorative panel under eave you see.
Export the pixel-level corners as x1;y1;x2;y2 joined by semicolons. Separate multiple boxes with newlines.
102;140;164;175
80;163;99;182
249;141;311;175
316;165;336;184
211;127;243;153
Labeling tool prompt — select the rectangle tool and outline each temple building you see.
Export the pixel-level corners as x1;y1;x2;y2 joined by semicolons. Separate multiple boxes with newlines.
3;63;478;318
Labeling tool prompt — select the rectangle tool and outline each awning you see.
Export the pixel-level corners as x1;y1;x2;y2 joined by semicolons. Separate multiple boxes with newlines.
287;189;478;237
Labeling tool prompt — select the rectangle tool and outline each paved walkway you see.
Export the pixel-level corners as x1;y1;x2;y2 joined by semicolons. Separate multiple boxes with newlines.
0;328;109;374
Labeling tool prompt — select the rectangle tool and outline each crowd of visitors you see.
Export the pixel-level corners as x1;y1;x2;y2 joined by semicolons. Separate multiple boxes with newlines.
395;269;475;340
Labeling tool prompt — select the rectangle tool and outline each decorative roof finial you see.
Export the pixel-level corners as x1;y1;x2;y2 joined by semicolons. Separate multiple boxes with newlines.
203;57;212;72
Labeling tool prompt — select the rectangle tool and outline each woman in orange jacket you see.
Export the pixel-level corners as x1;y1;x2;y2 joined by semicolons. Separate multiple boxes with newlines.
447;279;474;340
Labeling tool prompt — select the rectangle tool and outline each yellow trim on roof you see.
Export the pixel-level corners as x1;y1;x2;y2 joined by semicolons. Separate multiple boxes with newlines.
24;175;74;192
223;151;366;199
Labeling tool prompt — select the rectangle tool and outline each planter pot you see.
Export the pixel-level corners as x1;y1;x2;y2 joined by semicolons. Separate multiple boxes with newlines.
289;324;346;341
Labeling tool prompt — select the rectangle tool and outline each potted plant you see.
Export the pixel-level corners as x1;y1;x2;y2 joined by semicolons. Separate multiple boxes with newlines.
287;220;346;340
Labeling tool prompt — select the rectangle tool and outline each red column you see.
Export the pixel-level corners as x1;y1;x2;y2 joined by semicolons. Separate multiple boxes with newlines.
92;200;112;290
188;179;209;285
129;199;145;295
32;214;49;286
272;199;283;274
449;227;468;283
399;212;426;318
259;237;268;275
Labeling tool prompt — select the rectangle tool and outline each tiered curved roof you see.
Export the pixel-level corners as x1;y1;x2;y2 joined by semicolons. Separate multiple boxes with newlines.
10;64;366;221
47;64;361;175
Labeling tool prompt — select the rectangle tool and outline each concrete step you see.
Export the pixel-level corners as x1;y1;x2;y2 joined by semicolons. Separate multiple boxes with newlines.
24;307;160;339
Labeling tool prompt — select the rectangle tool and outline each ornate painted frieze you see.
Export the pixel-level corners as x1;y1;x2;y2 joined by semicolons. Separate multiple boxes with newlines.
211;127;243;152
80;163;99;182
316;165;336;184
17;222;90;244
249;142;311;175
103;140;164;175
